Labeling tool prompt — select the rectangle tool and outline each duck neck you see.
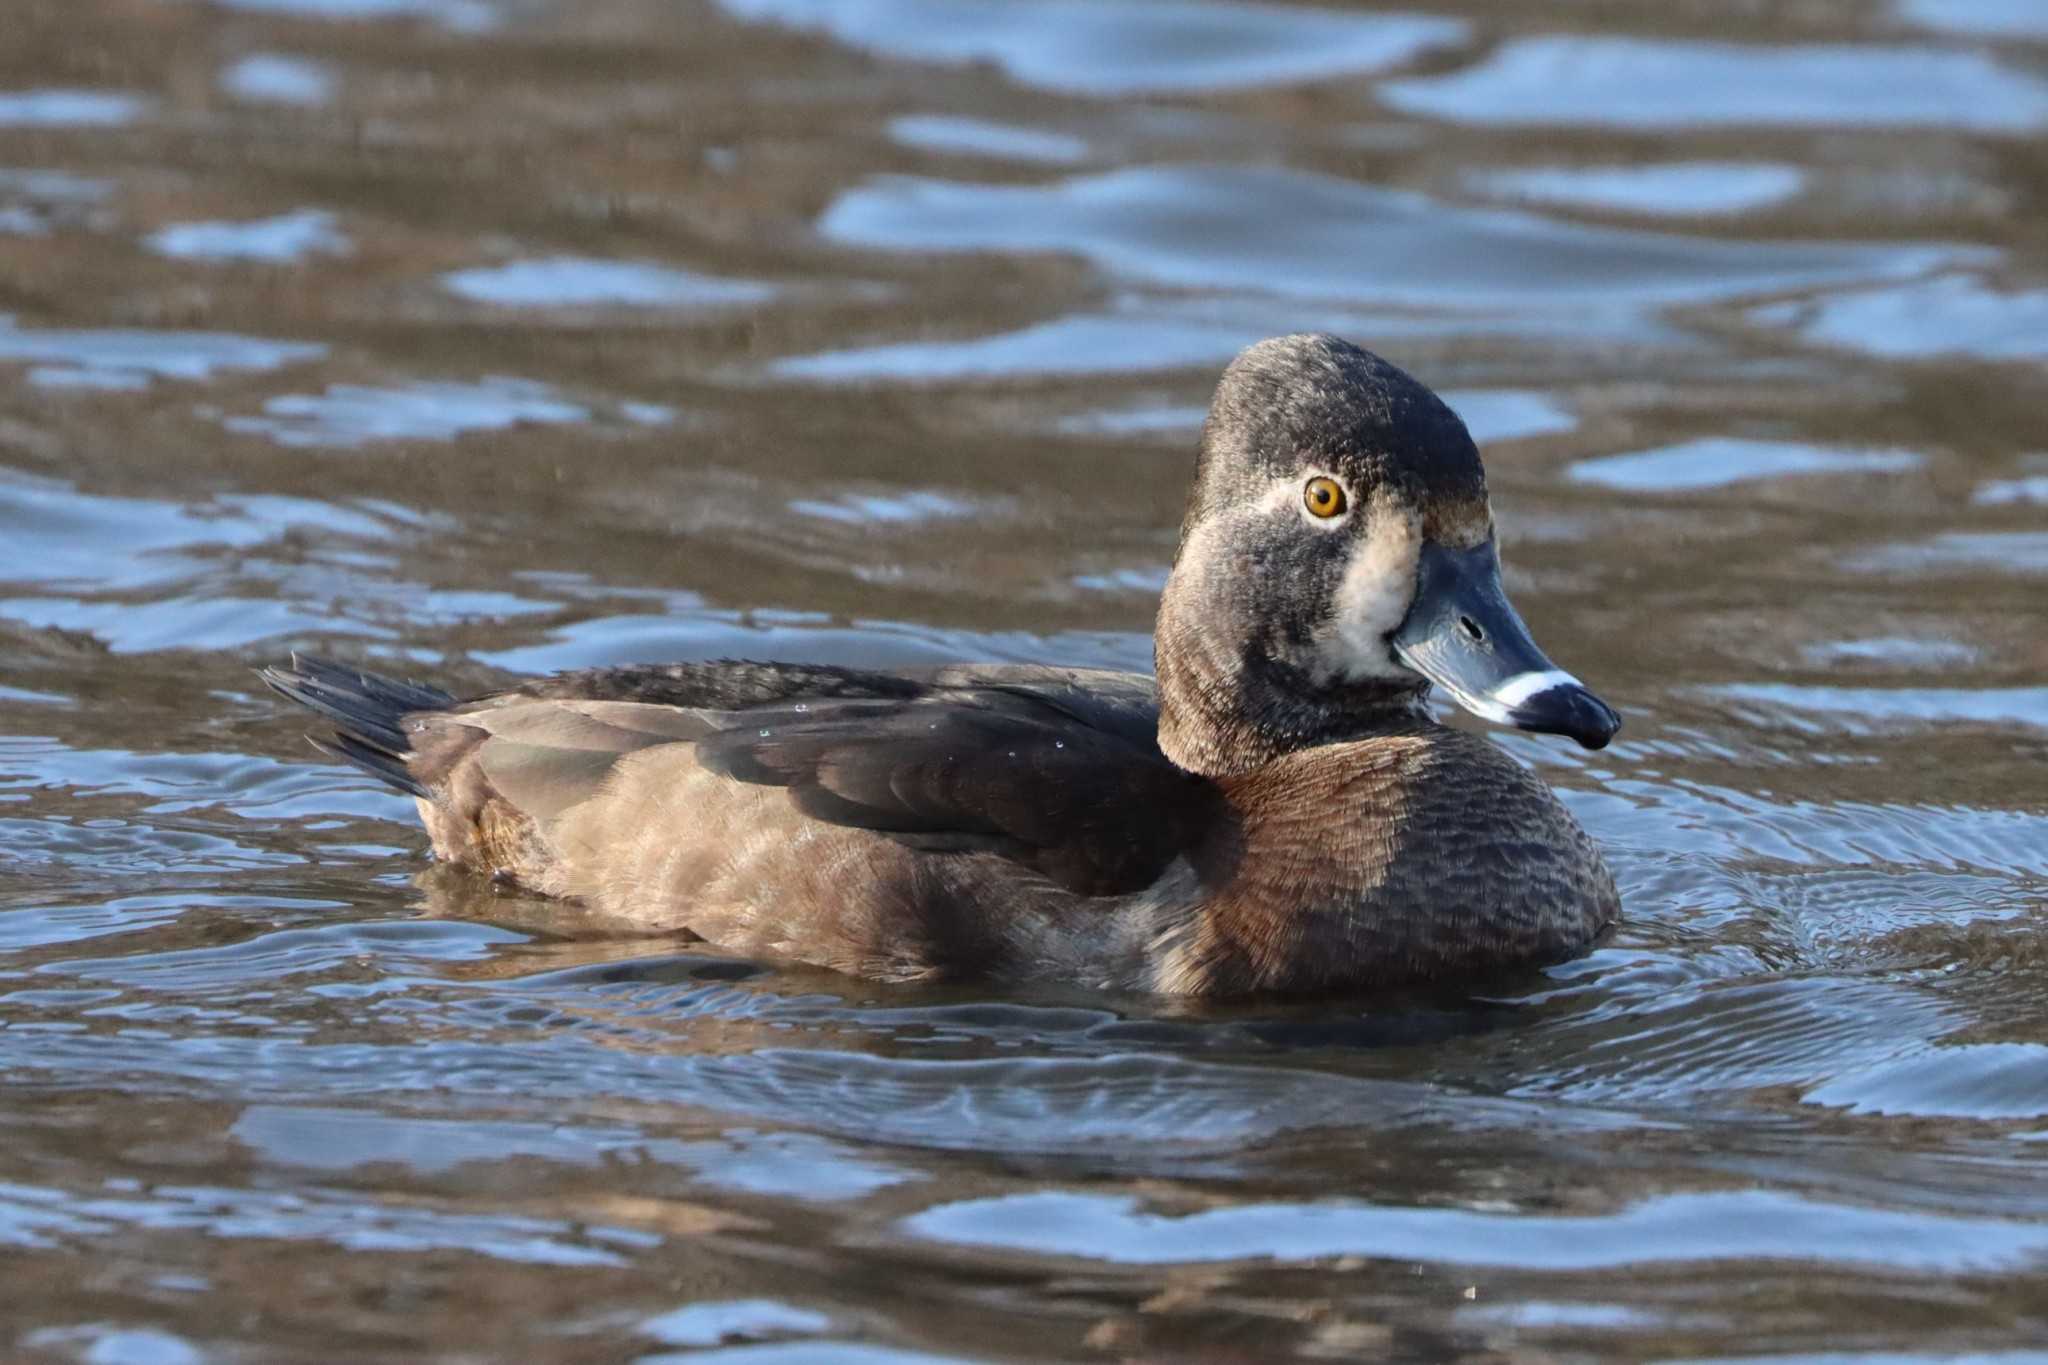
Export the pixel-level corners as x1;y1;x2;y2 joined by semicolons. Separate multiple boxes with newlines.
1154;620;1430;778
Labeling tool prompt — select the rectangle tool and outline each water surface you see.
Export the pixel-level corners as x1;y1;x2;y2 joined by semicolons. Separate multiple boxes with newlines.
3;0;2046;1360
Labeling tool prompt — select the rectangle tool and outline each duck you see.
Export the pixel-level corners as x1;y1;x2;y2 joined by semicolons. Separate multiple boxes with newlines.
265;334;1621;999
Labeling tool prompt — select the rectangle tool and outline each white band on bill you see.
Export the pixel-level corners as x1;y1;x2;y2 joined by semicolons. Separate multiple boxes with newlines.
1487;668;1583;711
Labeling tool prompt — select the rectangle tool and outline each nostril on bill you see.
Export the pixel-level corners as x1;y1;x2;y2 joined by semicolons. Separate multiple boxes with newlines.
1458;614;1485;643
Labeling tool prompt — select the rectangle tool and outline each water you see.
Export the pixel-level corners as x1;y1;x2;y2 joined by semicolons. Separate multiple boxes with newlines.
2;0;2045;1358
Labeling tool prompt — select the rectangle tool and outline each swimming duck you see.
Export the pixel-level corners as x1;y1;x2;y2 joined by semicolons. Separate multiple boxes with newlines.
266;334;1620;998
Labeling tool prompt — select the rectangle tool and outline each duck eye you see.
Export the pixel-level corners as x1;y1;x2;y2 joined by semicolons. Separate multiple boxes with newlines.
1303;476;1347;519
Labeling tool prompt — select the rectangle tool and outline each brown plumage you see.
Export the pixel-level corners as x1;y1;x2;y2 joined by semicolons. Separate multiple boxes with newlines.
264;335;1623;998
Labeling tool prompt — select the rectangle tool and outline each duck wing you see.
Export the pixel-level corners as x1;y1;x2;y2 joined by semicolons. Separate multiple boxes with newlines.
264;655;1216;898
691;674;1214;895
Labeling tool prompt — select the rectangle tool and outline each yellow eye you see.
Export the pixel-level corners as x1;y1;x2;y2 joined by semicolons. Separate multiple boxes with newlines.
1303;476;1347;519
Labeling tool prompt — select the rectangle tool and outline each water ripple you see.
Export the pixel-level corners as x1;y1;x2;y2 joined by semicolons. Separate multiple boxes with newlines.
818;165;1964;313
1380;37;2048;132
718;0;1467;96
901;1186;2048;1270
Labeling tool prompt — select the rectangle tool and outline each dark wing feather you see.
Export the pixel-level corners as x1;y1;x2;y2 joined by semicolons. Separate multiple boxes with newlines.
923;665;1162;750
695;686;1217;896
318;731;427;797
260;653;455;797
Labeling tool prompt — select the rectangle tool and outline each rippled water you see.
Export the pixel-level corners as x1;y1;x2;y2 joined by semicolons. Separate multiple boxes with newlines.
3;1;2046;1359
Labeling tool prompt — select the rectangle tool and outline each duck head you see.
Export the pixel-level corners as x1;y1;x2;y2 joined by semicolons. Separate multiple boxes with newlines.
1154;334;1620;776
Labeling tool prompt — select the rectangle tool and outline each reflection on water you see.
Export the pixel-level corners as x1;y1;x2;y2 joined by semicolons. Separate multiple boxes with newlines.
642;1301;834;1349
0;170;113;237
1752;273;2048;361
218;53;337;107
1901;0;2048;39
441;257;778;310
0;90;151;127
223;377;593;447
1469;161;1808;219
0;320;325;388
1709;683;2048;733
146;210;351;265
1378;36;2048;131
1976;475;2048;506
902;1186;2048;1270
887;115;1090;166
1849;531;2048;575
4;0;2048;1359
774;308;1267;381
718;0;1468;95
198;0;498;30
817;164;1963;312
1568;437;1923;492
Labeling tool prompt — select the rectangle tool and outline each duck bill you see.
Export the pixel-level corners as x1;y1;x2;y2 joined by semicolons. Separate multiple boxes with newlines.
1390;540;1621;750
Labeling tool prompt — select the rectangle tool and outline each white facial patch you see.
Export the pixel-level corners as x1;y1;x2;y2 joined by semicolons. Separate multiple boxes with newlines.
1313;494;1422;684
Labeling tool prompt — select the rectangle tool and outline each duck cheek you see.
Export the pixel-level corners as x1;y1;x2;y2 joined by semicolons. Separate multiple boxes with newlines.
1311;510;1423;683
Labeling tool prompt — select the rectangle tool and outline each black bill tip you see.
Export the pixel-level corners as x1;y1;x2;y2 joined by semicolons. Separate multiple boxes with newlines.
1507;680;1622;751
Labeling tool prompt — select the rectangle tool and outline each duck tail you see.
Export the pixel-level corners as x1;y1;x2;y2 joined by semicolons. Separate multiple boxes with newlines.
259;652;454;799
